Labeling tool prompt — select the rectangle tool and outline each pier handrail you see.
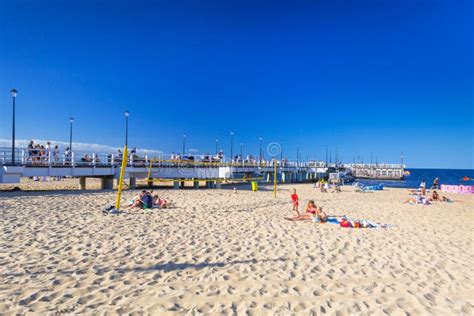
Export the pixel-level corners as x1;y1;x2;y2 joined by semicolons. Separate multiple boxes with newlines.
1;147;405;171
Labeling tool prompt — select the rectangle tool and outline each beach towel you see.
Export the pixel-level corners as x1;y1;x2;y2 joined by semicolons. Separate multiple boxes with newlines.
322;216;393;229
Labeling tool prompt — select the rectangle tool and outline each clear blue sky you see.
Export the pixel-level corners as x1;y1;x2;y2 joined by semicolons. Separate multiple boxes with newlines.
0;0;472;168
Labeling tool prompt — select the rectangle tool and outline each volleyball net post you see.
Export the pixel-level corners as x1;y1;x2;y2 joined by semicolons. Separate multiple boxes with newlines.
114;145;128;211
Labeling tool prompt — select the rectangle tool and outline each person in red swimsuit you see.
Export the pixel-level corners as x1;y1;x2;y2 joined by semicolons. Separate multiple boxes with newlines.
290;188;300;216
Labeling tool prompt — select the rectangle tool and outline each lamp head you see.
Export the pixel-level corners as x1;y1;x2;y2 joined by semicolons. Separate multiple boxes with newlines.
125;110;130;117
69;117;74;123
10;89;18;98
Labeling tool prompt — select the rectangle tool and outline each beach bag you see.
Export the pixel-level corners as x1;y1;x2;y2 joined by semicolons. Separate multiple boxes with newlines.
340;219;352;228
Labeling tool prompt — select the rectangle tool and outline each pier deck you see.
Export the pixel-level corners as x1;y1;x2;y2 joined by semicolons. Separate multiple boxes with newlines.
0;148;405;188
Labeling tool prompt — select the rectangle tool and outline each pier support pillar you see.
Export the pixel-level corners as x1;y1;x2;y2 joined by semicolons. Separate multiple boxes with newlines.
147;178;153;187
215;181;221;189
129;177;136;189
79;177;86;190
101;177;114;190
206;181;214;189
193;180;200;189
282;172;286;183
266;172;271;183
173;181;180;190
181;181;185;188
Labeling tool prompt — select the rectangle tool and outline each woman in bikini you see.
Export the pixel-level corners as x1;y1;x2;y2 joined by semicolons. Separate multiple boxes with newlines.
286;200;318;221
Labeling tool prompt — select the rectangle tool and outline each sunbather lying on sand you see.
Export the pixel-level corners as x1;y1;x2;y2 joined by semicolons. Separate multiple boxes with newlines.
404;194;430;205
429;191;454;202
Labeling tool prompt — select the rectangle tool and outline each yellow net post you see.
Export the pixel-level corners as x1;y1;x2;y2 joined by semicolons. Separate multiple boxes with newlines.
273;159;277;198
115;146;128;210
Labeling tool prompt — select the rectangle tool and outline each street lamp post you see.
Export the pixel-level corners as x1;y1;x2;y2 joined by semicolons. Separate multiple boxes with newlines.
240;143;243;158
325;145;328;165
230;131;234;162
10;89;17;165
69;117;74;152
124;111;129;147
182;134;186;155
280;142;283;161
296;145;299;166
259;137;263;163
215;138;218;155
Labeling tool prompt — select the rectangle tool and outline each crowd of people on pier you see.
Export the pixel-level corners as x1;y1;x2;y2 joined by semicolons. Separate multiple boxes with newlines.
168;151;291;166
26;140;64;162
25;141;148;166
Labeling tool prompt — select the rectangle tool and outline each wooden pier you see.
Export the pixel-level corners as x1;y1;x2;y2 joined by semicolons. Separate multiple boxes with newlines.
346;163;405;180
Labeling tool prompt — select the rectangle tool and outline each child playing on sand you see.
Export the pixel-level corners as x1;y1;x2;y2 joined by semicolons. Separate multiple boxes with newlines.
290;188;299;215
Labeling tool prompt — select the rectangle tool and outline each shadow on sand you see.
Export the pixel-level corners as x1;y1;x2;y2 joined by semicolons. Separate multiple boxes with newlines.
1;258;289;278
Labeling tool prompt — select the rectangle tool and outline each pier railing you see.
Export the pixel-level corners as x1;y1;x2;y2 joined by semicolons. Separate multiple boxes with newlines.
346;163;405;169
0;147;405;171
0;147;317;169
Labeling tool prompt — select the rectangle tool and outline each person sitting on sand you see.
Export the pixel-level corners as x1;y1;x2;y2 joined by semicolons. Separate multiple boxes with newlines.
127;192;145;209
286;200;318;221
290;188;299;215
152;194;169;208
430;190;441;202
316;206;328;222
320;181;328;193
128;190;152;209
332;183;341;193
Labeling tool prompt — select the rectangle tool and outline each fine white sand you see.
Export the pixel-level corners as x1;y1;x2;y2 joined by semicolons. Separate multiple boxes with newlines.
0;182;473;314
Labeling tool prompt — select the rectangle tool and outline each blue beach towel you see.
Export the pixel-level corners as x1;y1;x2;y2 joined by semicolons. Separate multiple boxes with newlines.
327;217;340;224
322;216;394;229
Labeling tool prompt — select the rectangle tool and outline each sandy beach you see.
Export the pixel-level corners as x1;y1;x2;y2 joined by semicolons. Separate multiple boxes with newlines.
0;182;473;315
